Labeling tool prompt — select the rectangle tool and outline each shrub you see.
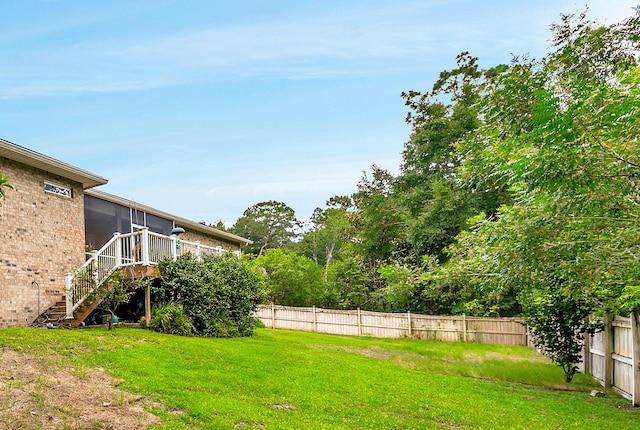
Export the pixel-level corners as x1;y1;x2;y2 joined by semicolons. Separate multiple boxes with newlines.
151;303;195;336
154;253;266;337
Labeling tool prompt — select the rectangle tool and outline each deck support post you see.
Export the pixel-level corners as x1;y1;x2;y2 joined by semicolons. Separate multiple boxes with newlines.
145;283;152;328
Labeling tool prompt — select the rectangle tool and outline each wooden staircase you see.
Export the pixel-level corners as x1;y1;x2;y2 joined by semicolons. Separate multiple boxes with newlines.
31;228;222;329
32;297;105;328
31;267;155;328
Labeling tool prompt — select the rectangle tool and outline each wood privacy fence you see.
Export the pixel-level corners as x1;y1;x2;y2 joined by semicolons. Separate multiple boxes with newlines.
255;304;529;346
256;305;640;406
580;314;640;405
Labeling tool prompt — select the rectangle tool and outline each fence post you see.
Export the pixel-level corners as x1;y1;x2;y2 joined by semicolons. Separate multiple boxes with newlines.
583;328;592;375
313;306;317;332
631;311;640;407
407;311;412;337
357;308;362;337
603;313;613;388
463;314;468;342
271;302;276;329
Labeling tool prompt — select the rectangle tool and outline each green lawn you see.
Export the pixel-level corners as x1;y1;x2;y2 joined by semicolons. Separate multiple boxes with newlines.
0;326;638;429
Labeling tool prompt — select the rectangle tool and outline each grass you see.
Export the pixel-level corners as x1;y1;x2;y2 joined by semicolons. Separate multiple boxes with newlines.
0;326;638;429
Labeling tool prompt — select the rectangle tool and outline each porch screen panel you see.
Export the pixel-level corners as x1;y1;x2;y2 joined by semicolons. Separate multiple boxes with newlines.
84;195;132;250
146;213;173;236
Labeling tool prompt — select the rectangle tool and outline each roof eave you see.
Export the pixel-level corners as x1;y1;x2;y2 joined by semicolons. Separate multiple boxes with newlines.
0;138;108;189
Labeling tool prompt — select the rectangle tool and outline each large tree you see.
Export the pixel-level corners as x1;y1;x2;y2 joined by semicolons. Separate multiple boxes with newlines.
351;165;405;264
295;196;353;278
232;200;299;256
436;9;640;381
396;52;509;264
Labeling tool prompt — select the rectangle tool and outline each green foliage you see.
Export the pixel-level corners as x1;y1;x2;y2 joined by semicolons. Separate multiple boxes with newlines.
294;196;353;273
396;52;510;264
378;263;422;312
92;270;135;330
352;165;405;264
433;10;640;379
232;200;300;256
522;286;601;382
617;285;640;314
250;248;325;307
0;172;13;206
183;13;640;367
325;254;385;310
154;253;266;337
207;219;229;232
150;302;195;336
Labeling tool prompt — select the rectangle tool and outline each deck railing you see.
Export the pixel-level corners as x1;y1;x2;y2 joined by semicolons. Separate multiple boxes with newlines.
65;228;233;319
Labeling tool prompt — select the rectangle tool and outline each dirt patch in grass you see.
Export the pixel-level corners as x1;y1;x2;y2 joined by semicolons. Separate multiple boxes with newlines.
0;348;160;430
317;345;417;360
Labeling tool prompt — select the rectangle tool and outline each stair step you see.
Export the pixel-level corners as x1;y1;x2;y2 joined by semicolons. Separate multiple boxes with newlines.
48;310;66;317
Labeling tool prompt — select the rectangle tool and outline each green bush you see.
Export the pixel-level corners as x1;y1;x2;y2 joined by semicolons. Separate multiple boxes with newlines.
151;303;195;336
154;253;266;337
250;248;325;307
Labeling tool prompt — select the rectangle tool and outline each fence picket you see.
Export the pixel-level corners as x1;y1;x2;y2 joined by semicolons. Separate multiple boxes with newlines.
255;305;527;346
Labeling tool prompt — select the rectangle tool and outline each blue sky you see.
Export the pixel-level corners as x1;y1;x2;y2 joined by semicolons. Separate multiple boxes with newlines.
1;0;637;226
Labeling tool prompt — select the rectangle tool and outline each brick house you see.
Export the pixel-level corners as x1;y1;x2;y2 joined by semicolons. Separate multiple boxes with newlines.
0;138;250;327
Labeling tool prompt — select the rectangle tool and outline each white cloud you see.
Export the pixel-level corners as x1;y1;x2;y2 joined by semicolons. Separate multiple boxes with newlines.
206;154;400;201
1;0;636;98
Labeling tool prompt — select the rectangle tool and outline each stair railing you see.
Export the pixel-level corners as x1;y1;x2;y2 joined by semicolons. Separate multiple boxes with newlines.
65;228;229;319
65;231;139;319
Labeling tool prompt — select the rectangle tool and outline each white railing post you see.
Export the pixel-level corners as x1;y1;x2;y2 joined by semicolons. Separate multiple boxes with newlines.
65;273;74;319
113;232;122;267
171;236;178;261
92;254;99;290
195;241;201;260
141;228;150;266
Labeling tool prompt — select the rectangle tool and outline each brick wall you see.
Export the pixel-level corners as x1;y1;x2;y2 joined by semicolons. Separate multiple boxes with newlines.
181;228;242;253
0;157;86;327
